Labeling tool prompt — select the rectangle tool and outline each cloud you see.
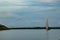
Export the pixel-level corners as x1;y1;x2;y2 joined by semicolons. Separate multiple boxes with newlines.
0;13;14;17
0;0;28;6
0;7;16;17
0;13;23;18
0;0;59;6
0;6;28;17
15;6;54;13
0;13;21;18
31;6;54;12
36;0;58;3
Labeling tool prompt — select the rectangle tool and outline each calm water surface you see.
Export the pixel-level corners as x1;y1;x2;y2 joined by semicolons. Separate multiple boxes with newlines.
0;29;60;40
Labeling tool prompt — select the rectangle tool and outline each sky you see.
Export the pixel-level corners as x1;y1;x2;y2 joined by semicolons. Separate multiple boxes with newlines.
0;0;60;27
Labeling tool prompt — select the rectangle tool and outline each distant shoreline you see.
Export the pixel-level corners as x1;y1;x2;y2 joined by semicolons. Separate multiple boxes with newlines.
1;27;60;30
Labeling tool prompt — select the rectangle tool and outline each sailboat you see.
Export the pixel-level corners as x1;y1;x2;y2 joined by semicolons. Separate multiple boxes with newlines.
46;18;50;31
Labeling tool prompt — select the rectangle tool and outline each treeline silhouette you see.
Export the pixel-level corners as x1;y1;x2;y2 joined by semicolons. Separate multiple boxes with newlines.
9;27;60;29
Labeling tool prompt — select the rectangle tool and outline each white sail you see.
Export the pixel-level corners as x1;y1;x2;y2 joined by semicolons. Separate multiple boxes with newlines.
46;18;49;31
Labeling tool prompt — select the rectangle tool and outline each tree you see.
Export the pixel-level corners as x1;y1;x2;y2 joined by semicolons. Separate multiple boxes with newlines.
0;24;8;30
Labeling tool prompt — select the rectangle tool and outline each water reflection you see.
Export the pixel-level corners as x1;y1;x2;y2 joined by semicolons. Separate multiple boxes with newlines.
0;29;60;40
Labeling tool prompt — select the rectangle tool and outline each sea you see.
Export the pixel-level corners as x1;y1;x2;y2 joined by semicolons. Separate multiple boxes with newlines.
0;29;60;40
